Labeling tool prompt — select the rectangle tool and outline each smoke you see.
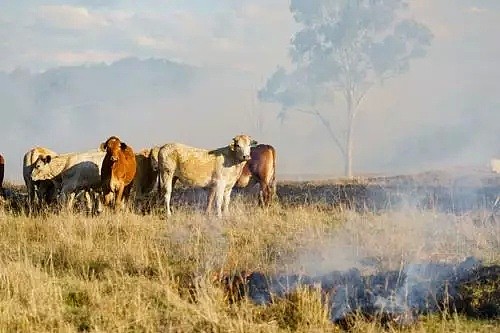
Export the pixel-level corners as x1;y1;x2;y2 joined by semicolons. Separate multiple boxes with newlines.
237;203;496;323
239;185;499;324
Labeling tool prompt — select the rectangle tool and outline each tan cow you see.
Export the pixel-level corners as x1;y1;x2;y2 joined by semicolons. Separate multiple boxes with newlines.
23;147;58;212
157;134;257;217
31;149;106;212
235;144;277;207
100;136;137;210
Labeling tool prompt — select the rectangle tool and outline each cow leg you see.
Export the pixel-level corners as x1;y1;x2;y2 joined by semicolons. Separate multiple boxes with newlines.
260;181;271;207
214;182;225;218
160;172;174;216
125;182;134;204
27;185;37;216
67;192;76;211
84;191;93;214
60;182;78;212
222;186;233;214
28;185;35;209
270;178;277;203
206;187;216;215
114;185;125;210
56;190;68;212
104;191;114;207
93;190;103;215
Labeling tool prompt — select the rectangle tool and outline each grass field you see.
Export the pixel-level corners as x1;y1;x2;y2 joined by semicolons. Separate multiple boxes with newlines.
0;186;498;332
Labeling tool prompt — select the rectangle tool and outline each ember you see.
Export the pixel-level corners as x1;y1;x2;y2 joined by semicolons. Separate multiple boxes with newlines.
219;257;499;328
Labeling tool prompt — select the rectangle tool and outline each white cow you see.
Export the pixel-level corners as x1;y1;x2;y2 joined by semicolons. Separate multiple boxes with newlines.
31;149;106;212
157;135;257;217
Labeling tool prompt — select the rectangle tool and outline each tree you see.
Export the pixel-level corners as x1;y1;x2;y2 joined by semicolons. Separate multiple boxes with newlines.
258;0;433;177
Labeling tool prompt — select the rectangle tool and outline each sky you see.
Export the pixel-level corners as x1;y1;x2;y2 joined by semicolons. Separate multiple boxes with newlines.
1;0;499;182
0;0;293;74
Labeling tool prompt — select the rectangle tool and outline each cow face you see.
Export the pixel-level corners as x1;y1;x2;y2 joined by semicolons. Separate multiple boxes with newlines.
31;155;53;181
102;137;126;162
230;135;256;162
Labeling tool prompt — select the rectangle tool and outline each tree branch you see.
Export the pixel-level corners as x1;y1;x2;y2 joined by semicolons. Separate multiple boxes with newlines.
295;108;347;157
352;81;374;120
293;108;317;116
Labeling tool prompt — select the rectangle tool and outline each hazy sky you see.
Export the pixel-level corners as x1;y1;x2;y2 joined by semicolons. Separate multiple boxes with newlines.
0;0;293;74
1;0;499;181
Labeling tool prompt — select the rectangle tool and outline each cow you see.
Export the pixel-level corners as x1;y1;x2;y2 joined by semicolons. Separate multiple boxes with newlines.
100;136;137;210
132;146;160;199
157;134;257;217
235;144;277;207
130;146;161;212
23;147;59;212
30;149;106;213
0;154;4;197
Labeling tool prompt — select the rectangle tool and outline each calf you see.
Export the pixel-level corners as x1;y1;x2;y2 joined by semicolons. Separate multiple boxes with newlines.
157;134;257;217
235;144;277;207
100;136;137;210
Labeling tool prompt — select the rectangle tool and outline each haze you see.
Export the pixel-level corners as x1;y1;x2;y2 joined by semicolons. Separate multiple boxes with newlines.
1;0;499;182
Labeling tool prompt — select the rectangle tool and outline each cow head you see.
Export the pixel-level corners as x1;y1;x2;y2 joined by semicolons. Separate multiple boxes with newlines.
101;136;127;162
31;155;53;181
229;135;256;162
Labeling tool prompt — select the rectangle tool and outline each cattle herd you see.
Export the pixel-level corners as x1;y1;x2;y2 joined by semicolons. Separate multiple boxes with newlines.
0;134;277;217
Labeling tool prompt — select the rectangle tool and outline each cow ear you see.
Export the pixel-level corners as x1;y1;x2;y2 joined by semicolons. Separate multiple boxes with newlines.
44;155;51;164
99;142;106;152
251;140;258;147
229;139;236;151
120;142;128;150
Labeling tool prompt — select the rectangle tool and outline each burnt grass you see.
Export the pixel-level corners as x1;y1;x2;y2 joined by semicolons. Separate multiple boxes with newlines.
220;258;500;328
2;169;499;216
273;170;500;214
158;168;500;216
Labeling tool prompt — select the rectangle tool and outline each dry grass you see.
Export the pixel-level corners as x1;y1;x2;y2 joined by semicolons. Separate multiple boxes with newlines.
0;196;498;332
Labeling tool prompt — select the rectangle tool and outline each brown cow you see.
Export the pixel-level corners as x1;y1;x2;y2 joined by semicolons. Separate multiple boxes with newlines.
130;146;160;212
235;144;277;207
100;136;137;210
132;146;160;199
0;154;4;196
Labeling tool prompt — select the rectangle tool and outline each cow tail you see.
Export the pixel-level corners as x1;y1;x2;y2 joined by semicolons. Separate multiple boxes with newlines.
270;146;277;200
156;166;162;203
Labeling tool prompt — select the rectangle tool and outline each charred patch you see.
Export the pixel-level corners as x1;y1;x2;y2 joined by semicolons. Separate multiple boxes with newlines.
217;257;499;328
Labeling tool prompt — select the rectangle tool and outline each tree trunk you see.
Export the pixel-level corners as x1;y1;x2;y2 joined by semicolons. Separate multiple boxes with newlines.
344;88;355;178
345;120;354;178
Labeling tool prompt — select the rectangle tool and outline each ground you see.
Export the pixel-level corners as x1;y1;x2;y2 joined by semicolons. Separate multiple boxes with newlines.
0;168;498;332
